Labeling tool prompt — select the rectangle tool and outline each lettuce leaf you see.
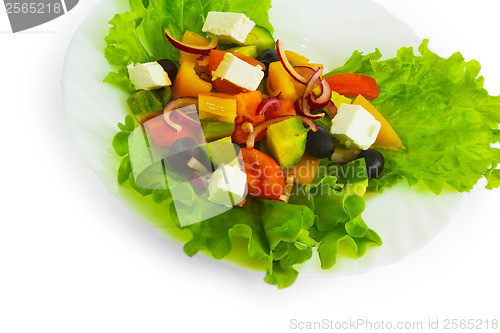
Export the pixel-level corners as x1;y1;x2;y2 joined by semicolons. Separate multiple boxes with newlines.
170;195;316;289
290;159;382;270
328;40;500;194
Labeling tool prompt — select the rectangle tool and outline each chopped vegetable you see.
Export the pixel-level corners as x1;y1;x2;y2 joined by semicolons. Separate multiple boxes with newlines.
265;99;296;119
325;73;379;100
198;93;237;123
241;26;276;53
266;116;308;168
171;61;212;99
330;91;352;109
178;31;213;64
127;90;165;124
232;91;265;144
241;148;286;200
352;94;403;150
286;154;321;185
165;29;218;54
201;120;236;141
267;62;302;101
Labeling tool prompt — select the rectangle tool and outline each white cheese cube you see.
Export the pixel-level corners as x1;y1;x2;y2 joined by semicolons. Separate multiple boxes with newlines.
202;12;255;44
330;104;381;150
208;164;247;207
127;62;171;91
212;53;264;91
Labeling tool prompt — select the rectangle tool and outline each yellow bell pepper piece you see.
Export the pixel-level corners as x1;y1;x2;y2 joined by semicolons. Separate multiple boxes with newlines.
198;93;237;123
171;61;212;99
352;95;404;150
179;31;211;64
331;91;352;109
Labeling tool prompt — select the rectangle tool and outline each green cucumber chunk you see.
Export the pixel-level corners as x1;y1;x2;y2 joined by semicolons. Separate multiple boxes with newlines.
242;26;275;54
266;116;307;168
201;120;235;142
228;45;258;59
127;90;164;117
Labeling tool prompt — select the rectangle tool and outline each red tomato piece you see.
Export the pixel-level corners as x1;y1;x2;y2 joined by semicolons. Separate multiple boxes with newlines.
143;114;198;147
325;73;380;100
241;148;285;200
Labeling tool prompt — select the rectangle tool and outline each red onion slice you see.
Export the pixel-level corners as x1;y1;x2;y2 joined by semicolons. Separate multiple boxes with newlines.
306;93;328;109
256;98;280;116
246;115;317;148
189;174;208;192
295;98;325;120
163;97;198;114
246;116;294;148
265;79;281;98
196;54;209;62
324;100;338;117
187;157;211;175
306;78;332;109
303;67;324;98
165;29;218;55
299;116;318;132
276;40;308;84
163;112;182;133
170;108;199;126
293;65;317;80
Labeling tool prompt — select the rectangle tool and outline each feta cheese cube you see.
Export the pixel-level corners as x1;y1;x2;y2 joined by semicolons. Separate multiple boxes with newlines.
212;53;264;91
208;164;247;207
331;104;381;150
127;62;171;91
202;12;255;44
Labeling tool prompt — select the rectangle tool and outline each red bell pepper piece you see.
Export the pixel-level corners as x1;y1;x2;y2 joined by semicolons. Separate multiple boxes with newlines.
325;73;379;100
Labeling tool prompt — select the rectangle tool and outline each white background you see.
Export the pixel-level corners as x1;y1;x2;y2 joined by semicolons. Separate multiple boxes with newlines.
1;1;499;332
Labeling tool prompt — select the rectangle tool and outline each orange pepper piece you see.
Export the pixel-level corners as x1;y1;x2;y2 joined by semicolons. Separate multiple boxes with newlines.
171;61;212;99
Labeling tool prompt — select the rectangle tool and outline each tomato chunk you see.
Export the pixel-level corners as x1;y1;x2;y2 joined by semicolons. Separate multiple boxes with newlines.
325;73;379;100
232;91;265;144
241;148;285;200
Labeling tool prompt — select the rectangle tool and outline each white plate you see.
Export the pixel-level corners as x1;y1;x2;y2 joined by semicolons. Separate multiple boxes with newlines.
62;0;463;277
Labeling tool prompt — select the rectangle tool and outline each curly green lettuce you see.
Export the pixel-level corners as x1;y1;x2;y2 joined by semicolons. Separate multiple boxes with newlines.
326;40;500;194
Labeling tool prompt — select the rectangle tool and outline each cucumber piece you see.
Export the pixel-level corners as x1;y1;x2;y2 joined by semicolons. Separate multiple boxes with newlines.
242;26;275;54
267;116;307;168
127;90;164;120
201;120;235;142
160;86;172;105
228;45;258;59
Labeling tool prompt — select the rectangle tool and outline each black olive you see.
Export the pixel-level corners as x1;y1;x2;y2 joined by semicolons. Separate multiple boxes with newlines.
157;59;178;82
357;149;385;179
258;49;279;77
165;137;210;176
305;127;336;158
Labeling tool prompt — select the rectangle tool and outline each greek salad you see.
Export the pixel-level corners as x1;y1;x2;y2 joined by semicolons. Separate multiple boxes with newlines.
105;0;500;288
